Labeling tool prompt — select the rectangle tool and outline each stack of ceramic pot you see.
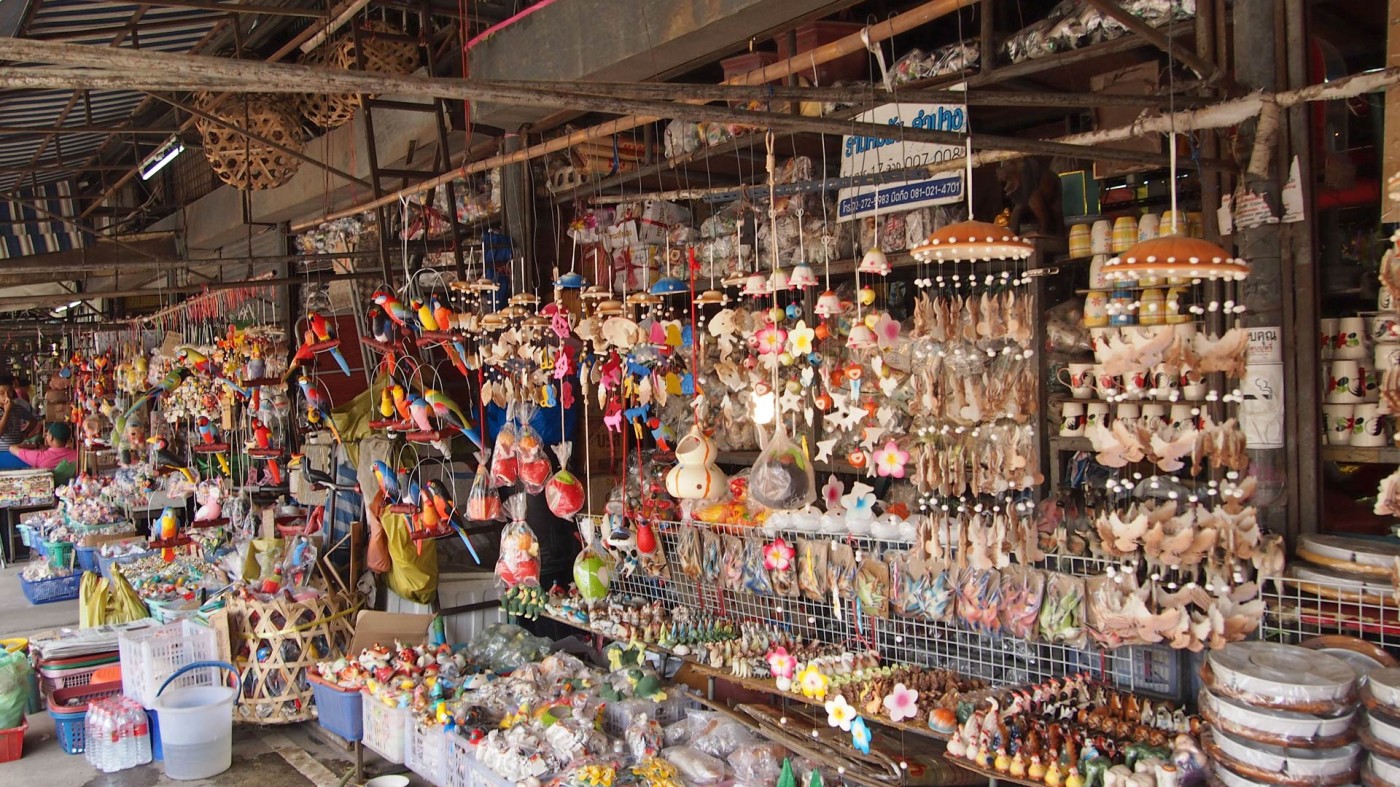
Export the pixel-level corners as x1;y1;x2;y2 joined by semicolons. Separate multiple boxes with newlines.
1202;642;1361;785
1322;312;1394;447
1359;668;1400;785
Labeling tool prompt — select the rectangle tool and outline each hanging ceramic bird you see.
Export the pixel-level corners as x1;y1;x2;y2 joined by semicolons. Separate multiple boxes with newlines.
296;376;341;442
427;478;481;564
424;389;482;448
414;299;440;333
123;367;190;421
157;507;179;562
373;290;418;334
308;311;351;376
372;460;401;505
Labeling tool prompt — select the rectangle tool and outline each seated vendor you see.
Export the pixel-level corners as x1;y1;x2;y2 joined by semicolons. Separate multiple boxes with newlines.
0;376;36;470
9;422;79;470
120;420;147;466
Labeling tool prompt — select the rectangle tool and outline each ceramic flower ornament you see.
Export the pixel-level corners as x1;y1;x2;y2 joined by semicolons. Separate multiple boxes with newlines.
873;313;901;349
766;647;797;691
850;716;872;754
755;323;788;356
825;695;856;731
821;476;845;510
882;683;920;722
787;321;816;356
763;538;795;572
840;481;877;522
872;440;909;479
795;663;830;700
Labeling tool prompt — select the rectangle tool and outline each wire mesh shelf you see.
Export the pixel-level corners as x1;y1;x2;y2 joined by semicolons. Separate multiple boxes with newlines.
591;516;1189;700
1258;573;1400;654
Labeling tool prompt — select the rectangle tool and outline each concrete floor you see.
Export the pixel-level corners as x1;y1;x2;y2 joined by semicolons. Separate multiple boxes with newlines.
0;564;429;786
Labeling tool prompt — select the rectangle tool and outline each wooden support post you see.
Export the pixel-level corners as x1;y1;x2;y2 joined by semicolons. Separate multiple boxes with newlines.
1384;0;1400;224
1082;0;1221;81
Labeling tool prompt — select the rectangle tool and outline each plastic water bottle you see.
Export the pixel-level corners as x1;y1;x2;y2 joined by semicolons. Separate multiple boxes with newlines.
131;699;152;766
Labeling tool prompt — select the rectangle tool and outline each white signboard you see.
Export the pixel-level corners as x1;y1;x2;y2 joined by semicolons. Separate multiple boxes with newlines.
837;102;966;222
1241;325;1285;449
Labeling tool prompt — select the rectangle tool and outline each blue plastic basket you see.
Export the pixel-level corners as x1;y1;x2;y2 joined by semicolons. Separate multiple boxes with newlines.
75;545;99;573
21;572;82;605
148;709;162;761
47;682;122;755
17;524;34;548
309;673;363;742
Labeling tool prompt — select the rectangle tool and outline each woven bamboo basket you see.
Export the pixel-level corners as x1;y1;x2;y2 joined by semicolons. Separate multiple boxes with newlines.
226;587;360;724
295;47;360;130
296;21;420;129
194;93;306;190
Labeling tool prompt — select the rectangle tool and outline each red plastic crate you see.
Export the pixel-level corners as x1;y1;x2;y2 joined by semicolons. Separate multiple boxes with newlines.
0;719;27;763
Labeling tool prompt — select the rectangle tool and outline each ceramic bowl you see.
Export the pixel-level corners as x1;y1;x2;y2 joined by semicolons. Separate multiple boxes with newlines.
1367;668;1400;713
1208;641;1357;706
1368;710;1400;749
1200;688;1354;740
1369;752;1400;784
1212;727;1360;777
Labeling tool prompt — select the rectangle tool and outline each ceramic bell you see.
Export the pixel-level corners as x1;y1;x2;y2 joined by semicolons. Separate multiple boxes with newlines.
665;426;727;500
743;272;770;297
814;290;843;316
847;324;878;350
858;248;891;275
768;268;791;291
789;262;818;288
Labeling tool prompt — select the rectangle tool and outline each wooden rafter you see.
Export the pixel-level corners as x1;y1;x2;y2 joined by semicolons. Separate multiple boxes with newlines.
1081;0;1221;81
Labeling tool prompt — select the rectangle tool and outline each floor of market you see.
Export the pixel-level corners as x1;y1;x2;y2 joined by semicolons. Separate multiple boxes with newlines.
0;564;423;787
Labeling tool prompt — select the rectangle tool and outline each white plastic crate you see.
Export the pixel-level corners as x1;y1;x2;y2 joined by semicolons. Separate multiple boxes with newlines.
117;619;220;708
385;571;501;646
444;733;515;787
406;719;449;785
602;691;700;736
361;694;412;765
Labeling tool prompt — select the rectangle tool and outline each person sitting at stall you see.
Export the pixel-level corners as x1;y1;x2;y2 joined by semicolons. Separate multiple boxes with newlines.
0;376;36;470
119;419;147;467
8;422;79;470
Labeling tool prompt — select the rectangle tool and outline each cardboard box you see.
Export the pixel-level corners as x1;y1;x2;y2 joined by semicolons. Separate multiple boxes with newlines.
45;403;70;422
77;531;141;548
348;610;436;655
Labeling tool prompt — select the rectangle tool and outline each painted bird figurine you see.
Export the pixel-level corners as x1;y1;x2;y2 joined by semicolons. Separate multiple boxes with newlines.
423;389;482;448
157;507;180;562
413;299;440;333
373;289;418;335
371;460;402;506
429;294;470;375
297;375;341;443
250;418;282;485
308;311;352;376
427;478;481;564
196;416;232;475
123;367;191;421
391;384;412;424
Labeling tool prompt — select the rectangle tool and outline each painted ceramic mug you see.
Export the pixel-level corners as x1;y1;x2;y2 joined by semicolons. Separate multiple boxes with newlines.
1326;360;1365;404
1323;404;1354;445
1151;363;1181;401
1320;318;1339;361
1086;403;1109;431
1335;316;1368;360
1117;403;1142;430
1353;403;1388;447
1060;402;1086;436
1057;363;1095;399
1169;404;1198;434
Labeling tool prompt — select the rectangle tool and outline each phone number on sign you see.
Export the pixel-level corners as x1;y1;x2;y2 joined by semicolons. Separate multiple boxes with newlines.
839;177;962;215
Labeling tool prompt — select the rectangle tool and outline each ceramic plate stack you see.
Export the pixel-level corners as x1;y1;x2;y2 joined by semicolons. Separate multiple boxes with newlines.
1292;535;1400;606
1361;669;1400;786
1203;642;1361;785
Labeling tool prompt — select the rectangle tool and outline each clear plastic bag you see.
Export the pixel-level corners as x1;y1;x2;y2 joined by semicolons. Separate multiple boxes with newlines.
748;422;816;510
572;543;612;603
490;421;520;487
467;450;503;521
1039;573;1088;648
661;745;724;784
496;495;540;588
0;648;34;729
730;743;787;785
546;441;586;518
515;404;551;494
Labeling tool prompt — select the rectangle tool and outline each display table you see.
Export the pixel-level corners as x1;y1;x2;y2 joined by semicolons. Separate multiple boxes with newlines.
0;469;55;566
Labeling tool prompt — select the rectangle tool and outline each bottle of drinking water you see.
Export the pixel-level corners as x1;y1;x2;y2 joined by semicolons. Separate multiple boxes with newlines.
130;699;152;766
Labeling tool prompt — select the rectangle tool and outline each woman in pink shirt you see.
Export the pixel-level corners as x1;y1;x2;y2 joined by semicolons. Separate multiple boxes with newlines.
10;422;78;470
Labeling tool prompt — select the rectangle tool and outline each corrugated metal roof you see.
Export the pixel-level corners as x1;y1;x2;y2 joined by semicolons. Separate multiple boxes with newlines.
0;1;228;194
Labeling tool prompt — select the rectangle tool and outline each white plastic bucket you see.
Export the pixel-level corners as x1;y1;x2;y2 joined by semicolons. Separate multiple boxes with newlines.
152;661;238;781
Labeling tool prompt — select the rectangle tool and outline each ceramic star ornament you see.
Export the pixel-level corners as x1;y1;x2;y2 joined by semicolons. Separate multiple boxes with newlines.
778;389;802;413
815;437;839;463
